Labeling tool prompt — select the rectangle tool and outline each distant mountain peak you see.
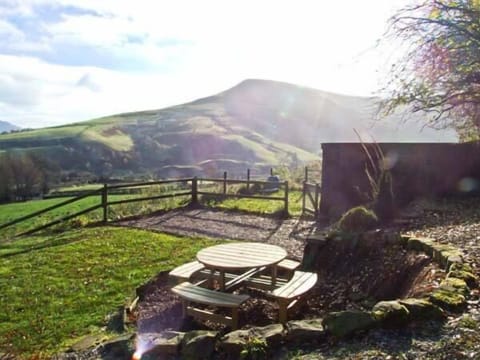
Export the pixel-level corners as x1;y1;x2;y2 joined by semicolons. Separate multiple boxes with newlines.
0;120;20;132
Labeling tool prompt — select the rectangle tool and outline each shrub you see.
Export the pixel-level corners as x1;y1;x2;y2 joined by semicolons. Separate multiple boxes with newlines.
240;337;267;360
336;206;378;233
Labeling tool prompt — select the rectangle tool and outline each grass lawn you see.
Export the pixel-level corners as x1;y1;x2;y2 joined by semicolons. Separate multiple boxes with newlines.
0;193;189;238
203;190;304;216
0;226;220;357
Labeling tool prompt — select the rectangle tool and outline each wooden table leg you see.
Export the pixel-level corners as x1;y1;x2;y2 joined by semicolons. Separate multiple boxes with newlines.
271;265;278;288
207;268;214;288
220;270;225;291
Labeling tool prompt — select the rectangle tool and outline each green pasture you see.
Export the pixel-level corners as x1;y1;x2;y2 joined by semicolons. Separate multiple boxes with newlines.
0;227;219;357
0;191;190;239
202;190;304;216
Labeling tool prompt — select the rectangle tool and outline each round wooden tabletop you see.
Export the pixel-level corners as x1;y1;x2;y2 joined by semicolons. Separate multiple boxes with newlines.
197;242;287;270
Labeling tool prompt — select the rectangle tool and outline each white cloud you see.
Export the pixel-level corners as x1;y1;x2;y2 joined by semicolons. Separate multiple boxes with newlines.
0;54;231;128
0;0;412;127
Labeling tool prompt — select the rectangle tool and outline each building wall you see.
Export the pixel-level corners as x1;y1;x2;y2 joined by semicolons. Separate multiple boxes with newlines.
320;142;480;219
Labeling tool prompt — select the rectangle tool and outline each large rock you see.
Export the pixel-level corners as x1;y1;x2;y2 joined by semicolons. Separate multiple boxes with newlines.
429;288;466;311
440;277;470;296
372;301;410;327
448;264;478;289
99;333;135;359
407;237;435;256
219;324;284;358
220;329;251;358
181;330;218;360
286;319;325;342
322;310;377;337
398;298;445;321
250;324;284;346
140;332;185;358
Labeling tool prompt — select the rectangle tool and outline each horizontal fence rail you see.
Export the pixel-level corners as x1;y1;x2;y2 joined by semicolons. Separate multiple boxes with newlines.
18;204;102;237
107;191;193;206
0;188;102;231
107;178;194;190
0;172;295;238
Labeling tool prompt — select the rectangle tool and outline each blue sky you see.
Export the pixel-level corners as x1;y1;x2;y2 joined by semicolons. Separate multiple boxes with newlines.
0;0;409;128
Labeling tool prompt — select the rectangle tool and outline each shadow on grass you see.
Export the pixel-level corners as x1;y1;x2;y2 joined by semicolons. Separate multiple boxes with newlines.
0;229;87;258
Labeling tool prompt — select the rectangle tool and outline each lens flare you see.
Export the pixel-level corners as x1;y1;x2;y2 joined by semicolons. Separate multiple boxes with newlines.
132;335;154;360
457;177;478;192
132;350;142;360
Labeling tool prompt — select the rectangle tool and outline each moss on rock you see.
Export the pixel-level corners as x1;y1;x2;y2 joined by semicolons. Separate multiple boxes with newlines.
372;301;410;327
406;237;435;255
447;263;478;289
429;288;466;311
440;277;470;296
398;298;445;320
181;330;218;360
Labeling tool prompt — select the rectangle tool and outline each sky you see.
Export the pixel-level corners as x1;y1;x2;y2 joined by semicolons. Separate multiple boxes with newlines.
0;0;411;128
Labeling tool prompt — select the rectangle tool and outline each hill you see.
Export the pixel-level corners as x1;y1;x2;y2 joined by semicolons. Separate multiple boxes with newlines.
0;79;457;181
0;120;20;133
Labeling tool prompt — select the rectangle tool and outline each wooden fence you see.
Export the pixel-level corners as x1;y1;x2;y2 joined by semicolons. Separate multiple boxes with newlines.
0;175;289;237
302;182;320;217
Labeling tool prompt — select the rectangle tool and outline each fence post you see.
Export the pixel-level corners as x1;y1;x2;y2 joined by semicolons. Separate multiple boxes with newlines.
302;181;306;215
246;168;250;192
305;166;308;182
102;183;108;223
284;181;289;216
191;177;198;205
223;171;227;195
314;183;320;218
270;168;274;176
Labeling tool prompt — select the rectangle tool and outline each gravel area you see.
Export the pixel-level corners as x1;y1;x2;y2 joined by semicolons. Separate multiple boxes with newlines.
117;208;317;260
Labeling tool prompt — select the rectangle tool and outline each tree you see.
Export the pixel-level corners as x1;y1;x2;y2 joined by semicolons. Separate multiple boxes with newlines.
382;0;480;140
0;153;47;202
0;157;13;202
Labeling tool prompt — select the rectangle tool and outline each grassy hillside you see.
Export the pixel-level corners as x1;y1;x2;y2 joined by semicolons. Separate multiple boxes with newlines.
0;79;456;181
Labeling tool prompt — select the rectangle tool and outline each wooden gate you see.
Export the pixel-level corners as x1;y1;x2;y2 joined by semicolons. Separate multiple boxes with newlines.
302;181;320;217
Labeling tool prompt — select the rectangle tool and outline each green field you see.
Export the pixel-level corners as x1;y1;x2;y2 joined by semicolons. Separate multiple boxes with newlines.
0;191;190;239
203;190;304;216
0;187;308;357
0;226;219;357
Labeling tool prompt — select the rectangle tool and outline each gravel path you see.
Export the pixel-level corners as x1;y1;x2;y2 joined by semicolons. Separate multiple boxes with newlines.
117;208;317;260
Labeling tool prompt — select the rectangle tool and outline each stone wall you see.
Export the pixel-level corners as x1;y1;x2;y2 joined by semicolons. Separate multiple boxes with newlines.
319;142;480;219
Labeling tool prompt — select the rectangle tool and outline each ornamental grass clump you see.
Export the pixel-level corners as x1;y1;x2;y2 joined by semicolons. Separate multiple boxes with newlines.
336;206;378;233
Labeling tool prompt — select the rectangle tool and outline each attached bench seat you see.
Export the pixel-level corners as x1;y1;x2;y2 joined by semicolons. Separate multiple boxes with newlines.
169;261;205;284
277;258;301;272
271;271;318;323
172;282;249;329
169;258;300;286
198;269;289;291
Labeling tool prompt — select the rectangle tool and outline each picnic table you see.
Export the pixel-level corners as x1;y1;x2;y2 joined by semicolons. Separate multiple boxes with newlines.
170;242;317;328
196;242;287;291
